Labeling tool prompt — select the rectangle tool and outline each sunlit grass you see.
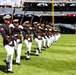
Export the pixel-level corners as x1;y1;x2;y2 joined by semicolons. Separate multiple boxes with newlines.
0;34;76;75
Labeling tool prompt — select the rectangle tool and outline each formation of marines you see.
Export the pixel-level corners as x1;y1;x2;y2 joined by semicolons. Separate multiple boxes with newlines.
0;14;61;73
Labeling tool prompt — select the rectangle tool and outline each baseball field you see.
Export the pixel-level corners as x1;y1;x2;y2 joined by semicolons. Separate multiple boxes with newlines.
0;34;76;75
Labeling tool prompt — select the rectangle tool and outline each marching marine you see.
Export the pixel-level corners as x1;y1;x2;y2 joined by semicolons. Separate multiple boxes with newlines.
41;23;46;50
0;15;14;73
45;24;50;48
13;19;23;65
23;21;32;60
33;22;42;56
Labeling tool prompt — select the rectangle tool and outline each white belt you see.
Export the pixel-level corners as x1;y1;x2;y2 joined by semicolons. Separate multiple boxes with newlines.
14;34;18;36
7;36;9;38
28;38;30;41
49;36;50;38
45;36;47;38
7;36;13;38
38;36;41;38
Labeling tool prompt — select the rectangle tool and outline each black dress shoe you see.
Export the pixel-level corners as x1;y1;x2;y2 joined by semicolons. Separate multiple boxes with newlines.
26;58;31;60
35;54;39;56
42;46;46;50
47;46;49;48
44;47;46;49
16;63;21;66
41;47;45;50
7;71;14;73
38;50;41;53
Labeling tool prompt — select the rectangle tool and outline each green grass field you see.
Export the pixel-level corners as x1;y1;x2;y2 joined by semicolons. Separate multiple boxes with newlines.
0;34;76;75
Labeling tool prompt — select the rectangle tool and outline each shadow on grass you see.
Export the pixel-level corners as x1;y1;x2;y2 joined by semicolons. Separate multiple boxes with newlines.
12;60;16;65
21;53;35;60
0;65;8;73
31;50;36;53
30;53;35;56
3;59;6;63
31;48;36;52
25;52;35;56
21;56;26;60
24;48;36;56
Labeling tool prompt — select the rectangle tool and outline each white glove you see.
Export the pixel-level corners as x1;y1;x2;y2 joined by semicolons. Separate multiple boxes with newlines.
49;29;52;31
28;38;30;41
29;27;32;30
45;28;47;30
9;41;12;45
17;39;20;43
9;24;14;28
18;25;23;29
39;26;42;29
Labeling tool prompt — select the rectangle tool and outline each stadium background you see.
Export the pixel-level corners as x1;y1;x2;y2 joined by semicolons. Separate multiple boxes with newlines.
0;0;76;34
0;1;76;75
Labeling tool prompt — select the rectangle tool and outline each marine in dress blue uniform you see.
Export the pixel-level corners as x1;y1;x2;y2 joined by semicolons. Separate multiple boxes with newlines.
13;19;23;65
0;15;14;73
32;22;42;56
23;21;32;60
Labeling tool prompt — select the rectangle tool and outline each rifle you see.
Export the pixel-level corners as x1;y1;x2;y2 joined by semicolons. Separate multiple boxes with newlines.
41;16;46;29
39;15;43;25
37;15;42;37
43;16;46;24
11;8;15;23
18;8;27;40
30;13;34;26
20;11;26;25
9;8;15;41
20;4;29;25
